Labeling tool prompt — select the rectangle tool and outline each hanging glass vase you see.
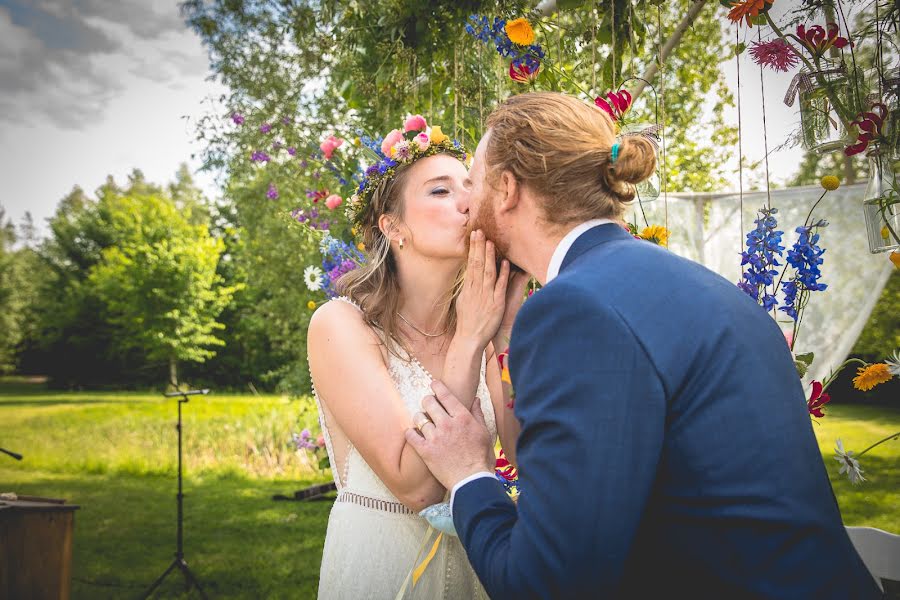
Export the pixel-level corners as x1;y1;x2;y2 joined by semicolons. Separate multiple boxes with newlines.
883;77;900;161
622;123;662;202
786;60;851;154
862;148;900;254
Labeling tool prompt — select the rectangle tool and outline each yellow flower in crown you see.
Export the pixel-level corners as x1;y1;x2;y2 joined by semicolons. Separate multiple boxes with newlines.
430;126;449;144
505;18;535;46
639;225;669;247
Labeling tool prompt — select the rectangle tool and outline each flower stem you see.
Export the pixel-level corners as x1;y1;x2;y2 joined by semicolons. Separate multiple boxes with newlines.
821;358;868;392
857;431;900;458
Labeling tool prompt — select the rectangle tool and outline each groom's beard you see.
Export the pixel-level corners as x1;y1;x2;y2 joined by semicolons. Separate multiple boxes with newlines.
471;200;524;274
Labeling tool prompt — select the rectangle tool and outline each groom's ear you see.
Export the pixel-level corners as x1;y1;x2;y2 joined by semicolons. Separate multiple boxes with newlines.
498;171;520;214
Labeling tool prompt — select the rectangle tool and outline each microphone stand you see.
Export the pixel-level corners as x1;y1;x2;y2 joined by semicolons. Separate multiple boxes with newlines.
142;388;210;599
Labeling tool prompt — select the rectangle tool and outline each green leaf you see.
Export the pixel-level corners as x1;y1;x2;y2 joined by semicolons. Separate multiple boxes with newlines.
794;360;809;379
734;42;747;57
795;352;815;367
558;0;587;9
318;456;331;471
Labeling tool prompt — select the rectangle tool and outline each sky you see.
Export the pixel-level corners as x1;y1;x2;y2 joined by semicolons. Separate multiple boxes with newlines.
0;0;814;239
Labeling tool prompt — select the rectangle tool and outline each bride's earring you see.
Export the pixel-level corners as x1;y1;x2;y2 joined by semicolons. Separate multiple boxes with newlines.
398;238;404;249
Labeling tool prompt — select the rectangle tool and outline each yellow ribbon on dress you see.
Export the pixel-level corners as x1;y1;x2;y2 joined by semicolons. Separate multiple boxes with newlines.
394;526;444;599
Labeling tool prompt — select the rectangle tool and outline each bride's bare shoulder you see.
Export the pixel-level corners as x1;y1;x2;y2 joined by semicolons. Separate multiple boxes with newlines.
308;297;382;351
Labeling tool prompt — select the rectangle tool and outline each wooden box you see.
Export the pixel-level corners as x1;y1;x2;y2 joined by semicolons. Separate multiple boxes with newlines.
0;496;79;600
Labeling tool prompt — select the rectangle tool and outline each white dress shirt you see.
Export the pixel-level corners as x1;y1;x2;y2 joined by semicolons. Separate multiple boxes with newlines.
449;218;616;515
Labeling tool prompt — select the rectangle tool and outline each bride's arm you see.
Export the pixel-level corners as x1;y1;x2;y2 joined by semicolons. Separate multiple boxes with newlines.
308;301;445;511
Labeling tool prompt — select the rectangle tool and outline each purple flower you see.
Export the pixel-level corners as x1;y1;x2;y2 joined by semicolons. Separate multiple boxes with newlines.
287;147;297;156
231;113;245;125
300;159;308;168
282;116;292;125
260;123;272;134
312;171;321;180
250;150;270;163
267;182;279;200
272;141;282;150
750;39;799;73
365;164;380;178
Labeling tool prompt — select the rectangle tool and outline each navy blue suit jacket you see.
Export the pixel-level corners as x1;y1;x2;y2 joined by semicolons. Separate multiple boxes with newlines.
453;224;879;599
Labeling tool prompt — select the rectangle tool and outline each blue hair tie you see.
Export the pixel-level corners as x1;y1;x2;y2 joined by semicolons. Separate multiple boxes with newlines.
610;142;620;164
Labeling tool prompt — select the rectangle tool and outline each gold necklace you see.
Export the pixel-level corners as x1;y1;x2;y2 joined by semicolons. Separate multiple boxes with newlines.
396;312;449;338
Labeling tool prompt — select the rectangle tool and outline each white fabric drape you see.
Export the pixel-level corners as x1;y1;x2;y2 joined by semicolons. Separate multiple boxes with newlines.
634;183;893;385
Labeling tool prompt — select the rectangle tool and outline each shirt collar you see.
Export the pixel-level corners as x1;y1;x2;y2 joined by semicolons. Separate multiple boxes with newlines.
545;219;615;283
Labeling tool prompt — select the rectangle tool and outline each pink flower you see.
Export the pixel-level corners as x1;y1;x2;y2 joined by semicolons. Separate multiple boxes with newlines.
380;129;404;156
807;380;831;418
403;115;427;133
750;38;799;73
797;23;851;59
594;89;632;121
783;329;794;348
845;103;887;156
319;135;344;160
414;132;430;151
509;62;540;83
316;434;326;448
325;194;343;210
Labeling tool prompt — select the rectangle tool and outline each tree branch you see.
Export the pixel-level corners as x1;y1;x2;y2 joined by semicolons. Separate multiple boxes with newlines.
628;0;709;102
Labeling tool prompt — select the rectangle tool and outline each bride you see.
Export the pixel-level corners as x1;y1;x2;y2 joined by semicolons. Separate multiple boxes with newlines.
307;121;526;599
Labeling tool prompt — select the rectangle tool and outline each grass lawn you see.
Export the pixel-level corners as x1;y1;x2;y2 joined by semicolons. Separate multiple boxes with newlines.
1;379;898;598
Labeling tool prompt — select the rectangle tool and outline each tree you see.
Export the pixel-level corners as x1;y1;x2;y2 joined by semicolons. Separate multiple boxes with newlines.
88;193;241;386
0;207;17;372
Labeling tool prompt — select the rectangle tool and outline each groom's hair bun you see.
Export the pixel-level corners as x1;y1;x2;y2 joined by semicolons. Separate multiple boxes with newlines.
484;91;657;224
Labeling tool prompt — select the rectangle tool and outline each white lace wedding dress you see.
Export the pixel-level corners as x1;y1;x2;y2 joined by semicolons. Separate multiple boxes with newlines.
312;297;496;600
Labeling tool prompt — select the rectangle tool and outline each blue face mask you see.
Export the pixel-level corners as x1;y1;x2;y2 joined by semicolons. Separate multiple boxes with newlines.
419;502;458;536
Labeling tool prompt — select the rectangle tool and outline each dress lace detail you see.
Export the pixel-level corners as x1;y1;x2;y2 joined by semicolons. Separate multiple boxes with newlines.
312;296;495;599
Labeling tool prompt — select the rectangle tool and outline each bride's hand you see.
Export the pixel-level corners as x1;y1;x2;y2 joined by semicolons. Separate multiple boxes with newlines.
496;268;531;340
455;230;509;349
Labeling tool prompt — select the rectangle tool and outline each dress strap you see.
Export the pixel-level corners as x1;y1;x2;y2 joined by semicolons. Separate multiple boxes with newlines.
334;295;362;311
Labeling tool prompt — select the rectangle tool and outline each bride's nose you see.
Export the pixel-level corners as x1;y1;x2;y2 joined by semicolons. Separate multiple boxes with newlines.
456;186;470;215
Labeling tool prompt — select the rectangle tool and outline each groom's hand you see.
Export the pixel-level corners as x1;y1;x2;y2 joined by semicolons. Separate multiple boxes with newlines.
405;380;496;490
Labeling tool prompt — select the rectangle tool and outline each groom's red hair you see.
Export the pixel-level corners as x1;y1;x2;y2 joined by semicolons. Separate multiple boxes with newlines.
484;92;657;224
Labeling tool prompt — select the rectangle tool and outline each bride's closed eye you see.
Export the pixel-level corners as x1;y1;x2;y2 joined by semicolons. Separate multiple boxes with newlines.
430;187;450;196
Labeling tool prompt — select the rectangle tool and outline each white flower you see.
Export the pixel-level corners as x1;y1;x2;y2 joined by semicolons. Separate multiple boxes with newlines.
304;265;324;292
885;349;900;377
834;438;866;485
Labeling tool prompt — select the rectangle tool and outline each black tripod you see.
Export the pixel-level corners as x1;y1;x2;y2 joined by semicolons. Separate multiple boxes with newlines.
143;389;210;600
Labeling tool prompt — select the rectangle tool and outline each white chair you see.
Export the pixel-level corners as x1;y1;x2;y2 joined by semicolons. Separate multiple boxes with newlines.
846;526;900;595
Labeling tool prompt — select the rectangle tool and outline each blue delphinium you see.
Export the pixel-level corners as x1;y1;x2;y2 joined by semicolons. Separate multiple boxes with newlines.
779;220;828;321
319;234;365;298
739;207;785;312
466;15;545;74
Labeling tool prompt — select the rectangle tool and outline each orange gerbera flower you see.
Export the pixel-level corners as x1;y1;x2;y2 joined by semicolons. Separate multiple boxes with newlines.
728;0;770;27
852;363;892;392
505;18;535;46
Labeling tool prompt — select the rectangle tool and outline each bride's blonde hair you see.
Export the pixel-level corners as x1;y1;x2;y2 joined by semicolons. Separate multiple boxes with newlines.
484;91;657;224
335;153;464;357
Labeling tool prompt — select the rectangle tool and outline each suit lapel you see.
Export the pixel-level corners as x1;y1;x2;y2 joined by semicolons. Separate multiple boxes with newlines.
559;223;634;274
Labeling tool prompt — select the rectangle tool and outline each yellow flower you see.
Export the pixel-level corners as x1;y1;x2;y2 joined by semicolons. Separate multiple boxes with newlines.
639;225;669;247
430;126;449;144
890;251;900;270
351;227;358;236
505;18;535;46
357;242;365;252
307;300;317;310
881;225;891;241
500;366;511;384
820;175;840;191
353;137;361;147
852;363;892;391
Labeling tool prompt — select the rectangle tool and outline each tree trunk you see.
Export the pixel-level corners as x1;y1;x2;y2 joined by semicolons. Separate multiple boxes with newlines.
169;357;178;388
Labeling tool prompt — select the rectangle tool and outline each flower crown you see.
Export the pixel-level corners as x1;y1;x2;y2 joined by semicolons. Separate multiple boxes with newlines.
344;115;468;227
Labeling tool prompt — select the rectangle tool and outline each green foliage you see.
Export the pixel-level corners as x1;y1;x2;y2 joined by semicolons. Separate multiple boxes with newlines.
87;193;240;384
853;270;900;357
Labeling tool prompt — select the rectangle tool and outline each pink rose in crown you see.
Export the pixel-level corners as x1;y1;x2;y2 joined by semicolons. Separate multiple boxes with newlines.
414;132;430;151
403;115;427;133
319;135;344;160
381;129;404;156
325;194;343;210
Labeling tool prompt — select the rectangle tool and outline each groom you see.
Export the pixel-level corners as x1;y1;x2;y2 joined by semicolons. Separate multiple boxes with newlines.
405;92;880;598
